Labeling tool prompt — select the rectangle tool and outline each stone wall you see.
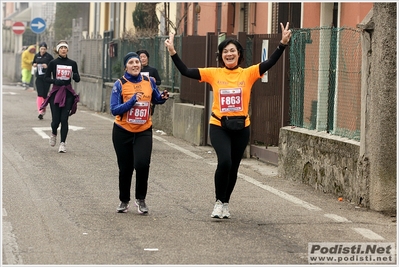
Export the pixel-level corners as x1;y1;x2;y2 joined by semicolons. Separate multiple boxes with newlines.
278;127;367;205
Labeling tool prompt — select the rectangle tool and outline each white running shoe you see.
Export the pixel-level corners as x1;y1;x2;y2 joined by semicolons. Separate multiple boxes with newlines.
49;134;57;147
211;200;223;218
135;199;149;214
222;203;230;218
117;201;129;213
58;142;66;153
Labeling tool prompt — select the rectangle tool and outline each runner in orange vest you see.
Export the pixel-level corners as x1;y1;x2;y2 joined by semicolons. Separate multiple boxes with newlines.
110;52;169;214
165;22;292;219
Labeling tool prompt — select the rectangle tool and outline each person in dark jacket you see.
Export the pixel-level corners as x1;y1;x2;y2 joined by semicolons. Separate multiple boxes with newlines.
32;42;54;120
136;49;161;86
137;50;162;115
40;40;80;153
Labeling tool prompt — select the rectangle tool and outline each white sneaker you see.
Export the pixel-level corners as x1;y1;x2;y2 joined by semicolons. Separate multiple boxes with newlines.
49;134;56;147
211;200;223;218
58;142;66;153
117;201;129;213
222;203;231;218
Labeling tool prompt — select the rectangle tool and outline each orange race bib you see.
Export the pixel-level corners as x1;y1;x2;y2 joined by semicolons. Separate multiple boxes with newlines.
56;65;72;80
126;101;150;124
219;88;243;112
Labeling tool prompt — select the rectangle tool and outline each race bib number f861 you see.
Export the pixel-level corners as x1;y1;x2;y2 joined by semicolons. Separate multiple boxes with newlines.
56;65;72;80
127;102;150;124
219;88;243;112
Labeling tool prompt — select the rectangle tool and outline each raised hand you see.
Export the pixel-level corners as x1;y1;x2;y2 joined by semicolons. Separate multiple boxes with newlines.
164;33;176;56
280;22;292;45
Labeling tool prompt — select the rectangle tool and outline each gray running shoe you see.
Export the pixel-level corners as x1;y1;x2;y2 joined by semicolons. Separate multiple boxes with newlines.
49;134;56;147
117;201;129;213
222;203;230;218
211;200;223;218
135;199;148;214
58;142;66;153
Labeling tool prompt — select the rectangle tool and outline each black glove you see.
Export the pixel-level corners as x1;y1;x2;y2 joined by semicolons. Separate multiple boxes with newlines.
73;73;79;80
54;79;68;86
161;90;169;98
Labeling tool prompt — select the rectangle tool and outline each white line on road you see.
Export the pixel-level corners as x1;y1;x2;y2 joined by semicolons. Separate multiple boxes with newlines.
324;214;352;223
33;126;84;139
352;228;385;240
239;173;322;211
154;136;204;160
88;112;386;240
91;112;204;159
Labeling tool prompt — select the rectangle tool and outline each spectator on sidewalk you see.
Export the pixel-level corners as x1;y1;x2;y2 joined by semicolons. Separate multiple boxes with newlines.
110;51;169;214
32;42;54;120
165;22;292;219
20;45;36;89
137;49;161;115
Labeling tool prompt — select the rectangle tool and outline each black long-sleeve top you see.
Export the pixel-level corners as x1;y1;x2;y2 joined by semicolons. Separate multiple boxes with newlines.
44;56;80;85
170;43;287;80
32;52;54;77
141;65;161;86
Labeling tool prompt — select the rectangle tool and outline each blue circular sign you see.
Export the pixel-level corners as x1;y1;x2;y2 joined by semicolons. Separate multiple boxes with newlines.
30;17;46;34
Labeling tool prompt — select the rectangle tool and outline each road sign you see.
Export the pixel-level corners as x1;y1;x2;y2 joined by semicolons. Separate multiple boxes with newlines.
30;17;46;34
12;21;25;35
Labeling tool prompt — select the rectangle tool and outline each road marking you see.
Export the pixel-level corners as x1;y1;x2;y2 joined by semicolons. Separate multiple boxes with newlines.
88;112;386;240
352;228;385;240
32;126;85;139
90;113;203;159
3;92;18;95
91;113;114;122
144;248;159;251
238;173;322;211
154;136;204;160
324;214;352;222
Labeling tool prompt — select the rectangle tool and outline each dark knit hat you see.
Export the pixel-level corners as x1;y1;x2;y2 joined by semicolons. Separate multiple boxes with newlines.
39;42;47;48
136;49;149;58
123;52;140;67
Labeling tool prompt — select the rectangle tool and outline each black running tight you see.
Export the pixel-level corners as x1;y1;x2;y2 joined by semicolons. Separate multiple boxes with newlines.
35;76;51;98
209;124;250;203
49;91;74;143
112;124;153;202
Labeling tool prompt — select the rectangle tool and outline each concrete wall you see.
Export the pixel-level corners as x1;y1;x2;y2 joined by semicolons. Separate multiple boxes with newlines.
75;77;104;112
365;3;396;212
172;103;205;146
278;127;367;206
2;53;20;82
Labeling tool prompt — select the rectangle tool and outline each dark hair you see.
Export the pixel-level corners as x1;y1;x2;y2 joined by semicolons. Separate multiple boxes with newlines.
39;42;47;49
136;49;149;58
217;38;244;68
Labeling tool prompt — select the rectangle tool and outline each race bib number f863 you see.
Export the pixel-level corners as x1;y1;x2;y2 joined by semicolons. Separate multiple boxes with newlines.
56;65;72;80
127;101;150;124
219;88;243;112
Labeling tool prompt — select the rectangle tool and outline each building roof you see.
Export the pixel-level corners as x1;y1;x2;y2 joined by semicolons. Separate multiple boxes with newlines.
4;7;31;22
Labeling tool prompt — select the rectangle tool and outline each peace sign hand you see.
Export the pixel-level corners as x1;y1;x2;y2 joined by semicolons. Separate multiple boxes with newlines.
280;22;292;45
165;33;177;56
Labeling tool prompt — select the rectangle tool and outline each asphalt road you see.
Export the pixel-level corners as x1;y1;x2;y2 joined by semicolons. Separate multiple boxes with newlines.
2;82;397;265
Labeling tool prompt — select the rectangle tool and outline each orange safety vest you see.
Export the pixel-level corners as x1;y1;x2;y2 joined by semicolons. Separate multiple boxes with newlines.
114;75;153;133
